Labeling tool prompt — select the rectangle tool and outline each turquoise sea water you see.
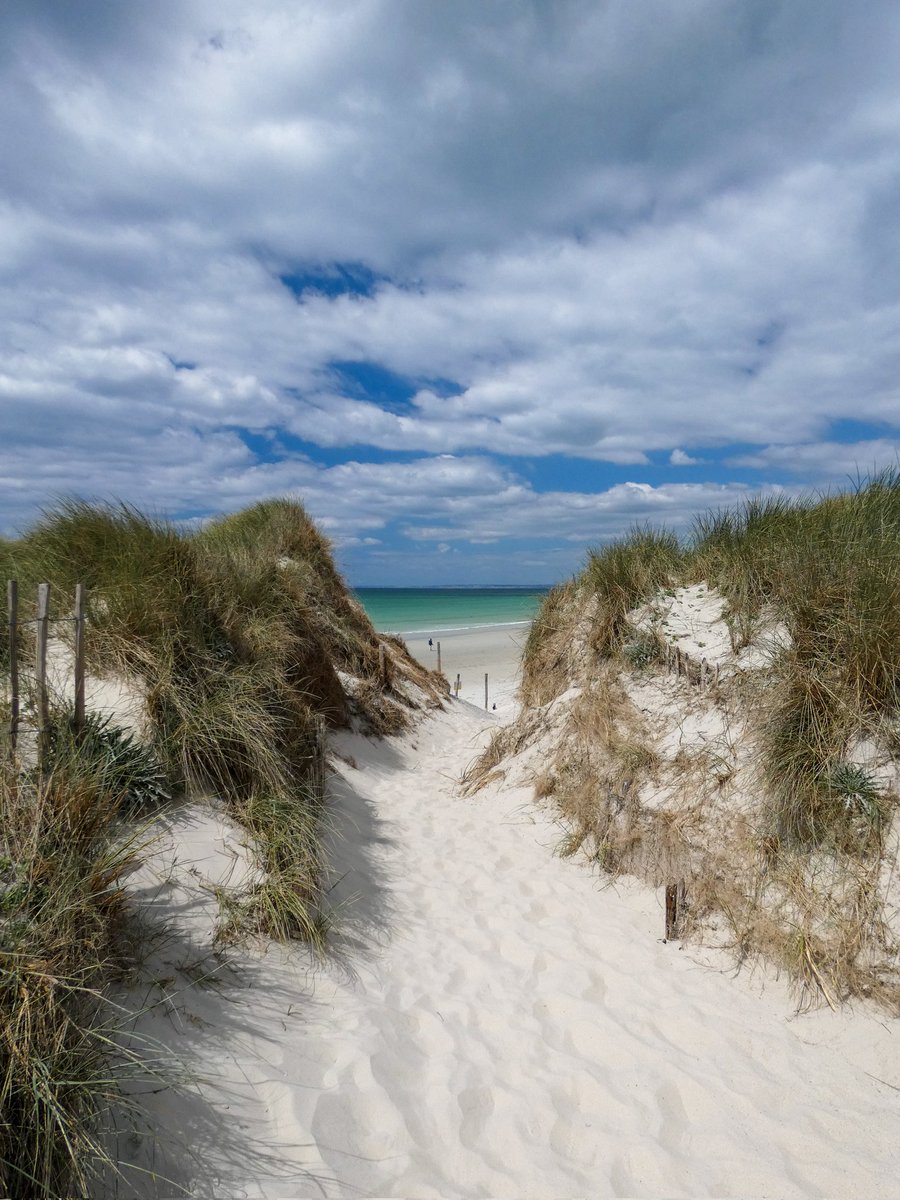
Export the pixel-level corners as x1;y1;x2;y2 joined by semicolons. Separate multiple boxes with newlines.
354;587;550;635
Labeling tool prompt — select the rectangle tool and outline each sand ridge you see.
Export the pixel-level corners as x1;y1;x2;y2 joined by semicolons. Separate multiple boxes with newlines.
124;675;900;1198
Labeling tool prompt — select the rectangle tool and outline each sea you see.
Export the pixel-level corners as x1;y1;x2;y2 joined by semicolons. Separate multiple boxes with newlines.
353;586;550;637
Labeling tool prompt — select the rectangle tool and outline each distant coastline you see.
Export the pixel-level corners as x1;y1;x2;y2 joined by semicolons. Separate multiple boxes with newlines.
353;585;550;636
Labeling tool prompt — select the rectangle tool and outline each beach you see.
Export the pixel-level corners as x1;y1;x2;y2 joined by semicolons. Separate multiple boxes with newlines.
120;618;900;1199
402;623;528;716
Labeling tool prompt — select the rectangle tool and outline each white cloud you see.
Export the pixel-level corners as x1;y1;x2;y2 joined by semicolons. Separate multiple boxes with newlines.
2;1;900;578
726;439;900;476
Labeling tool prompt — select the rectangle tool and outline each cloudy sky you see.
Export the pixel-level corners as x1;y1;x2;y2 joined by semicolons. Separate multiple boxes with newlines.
2;1;900;584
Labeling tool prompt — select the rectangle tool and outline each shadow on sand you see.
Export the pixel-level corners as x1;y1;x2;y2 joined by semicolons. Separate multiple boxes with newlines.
101;732;410;1198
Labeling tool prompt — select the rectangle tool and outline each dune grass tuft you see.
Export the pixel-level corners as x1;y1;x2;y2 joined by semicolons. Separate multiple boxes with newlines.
581;526;684;655
0;742;151;1197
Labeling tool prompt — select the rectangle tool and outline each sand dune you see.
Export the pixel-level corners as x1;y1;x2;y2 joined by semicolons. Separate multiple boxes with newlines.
122;630;900;1199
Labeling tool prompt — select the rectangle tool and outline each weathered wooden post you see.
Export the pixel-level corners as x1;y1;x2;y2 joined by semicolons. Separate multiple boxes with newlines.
665;880;686;939
36;583;50;762
73;583;86;733
314;714;327;800
7;580;18;755
665;883;678;940
378;641;386;685
436;641;441;673
675;647;682;676
484;672;488;710
455;673;460;698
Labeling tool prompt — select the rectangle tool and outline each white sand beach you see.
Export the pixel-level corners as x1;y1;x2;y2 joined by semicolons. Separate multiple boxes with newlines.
121;624;900;1199
403;624;528;717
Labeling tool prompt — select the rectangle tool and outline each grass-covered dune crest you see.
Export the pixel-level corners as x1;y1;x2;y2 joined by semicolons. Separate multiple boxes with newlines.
468;471;900;1010
0;496;445;1197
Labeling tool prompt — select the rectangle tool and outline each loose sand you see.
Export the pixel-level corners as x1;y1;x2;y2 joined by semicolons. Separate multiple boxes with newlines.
121;625;900;1199
402;624;528;717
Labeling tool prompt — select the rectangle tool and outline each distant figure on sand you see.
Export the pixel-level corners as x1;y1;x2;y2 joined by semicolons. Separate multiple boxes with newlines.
428;638;433;649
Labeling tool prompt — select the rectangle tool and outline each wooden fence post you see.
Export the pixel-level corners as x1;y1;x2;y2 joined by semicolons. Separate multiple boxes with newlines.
36;583;50;762
665;880;686;940
455;673;460;698
74;583;86;733
484;672;488;710
665;883;678;940
436;641;441;673
314;714;327;800
378;641;386;686
7;580;18;755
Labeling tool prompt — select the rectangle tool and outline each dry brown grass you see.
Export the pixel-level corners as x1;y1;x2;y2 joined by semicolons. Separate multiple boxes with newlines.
499;478;900;1009
459;714;542;794
520;581;581;707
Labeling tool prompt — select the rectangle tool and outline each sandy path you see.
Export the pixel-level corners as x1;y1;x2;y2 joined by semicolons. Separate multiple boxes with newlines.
126;698;900;1198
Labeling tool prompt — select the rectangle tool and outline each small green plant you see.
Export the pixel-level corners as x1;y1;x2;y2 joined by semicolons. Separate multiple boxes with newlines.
825;762;888;840
48;711;171;812
623;633;662;669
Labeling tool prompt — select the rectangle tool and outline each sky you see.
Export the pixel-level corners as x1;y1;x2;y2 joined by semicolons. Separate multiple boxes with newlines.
2;1;900;585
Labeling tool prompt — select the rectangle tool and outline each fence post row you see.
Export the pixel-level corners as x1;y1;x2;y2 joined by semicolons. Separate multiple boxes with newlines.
4;581;88;760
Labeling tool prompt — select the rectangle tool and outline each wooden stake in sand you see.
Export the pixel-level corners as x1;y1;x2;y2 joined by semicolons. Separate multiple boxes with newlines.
665;881;686;940
436;641;441;673
484;672;489;710
665;883;679;940
73;583;86;734
35;582;50;761
7;580;18;755
455;673;461;698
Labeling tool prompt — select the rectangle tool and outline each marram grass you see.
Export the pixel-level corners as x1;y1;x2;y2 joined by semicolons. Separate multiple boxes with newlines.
0;495;438;1193
512;471;900;1007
